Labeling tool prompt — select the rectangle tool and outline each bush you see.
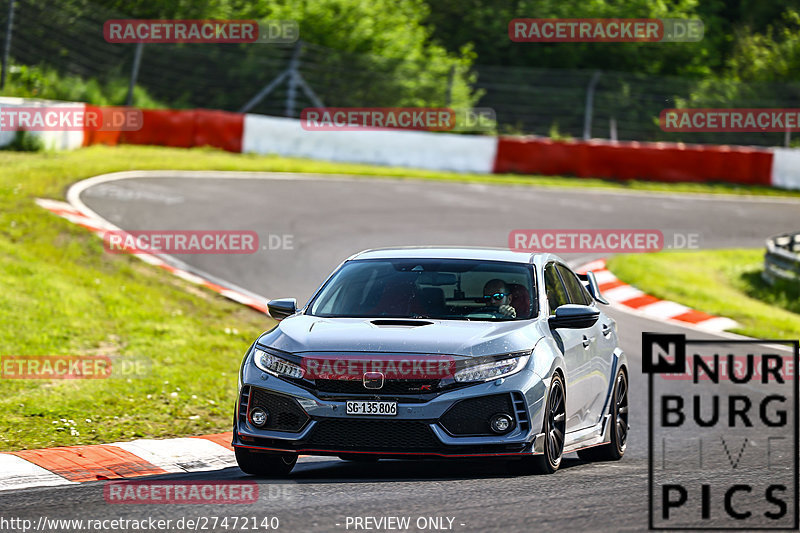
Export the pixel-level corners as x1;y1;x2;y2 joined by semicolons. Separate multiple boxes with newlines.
1;63;164;108
1;131;45;152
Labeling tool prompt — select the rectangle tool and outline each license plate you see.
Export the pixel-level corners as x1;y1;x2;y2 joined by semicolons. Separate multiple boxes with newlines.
345;401;397;416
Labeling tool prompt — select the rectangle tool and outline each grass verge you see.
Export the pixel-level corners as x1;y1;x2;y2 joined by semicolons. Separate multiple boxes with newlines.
2;145;799;451
606;250;800;339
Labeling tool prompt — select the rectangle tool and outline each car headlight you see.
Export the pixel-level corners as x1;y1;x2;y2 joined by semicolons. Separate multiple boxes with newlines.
253;348;305;379
454;352;530;383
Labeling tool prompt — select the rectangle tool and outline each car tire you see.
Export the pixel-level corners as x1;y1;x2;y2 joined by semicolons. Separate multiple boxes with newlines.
235;448;297;476
508;373;566;475
578;368;628;462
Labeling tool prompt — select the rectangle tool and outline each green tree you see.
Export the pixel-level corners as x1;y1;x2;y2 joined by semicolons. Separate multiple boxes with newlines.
726;8;800;82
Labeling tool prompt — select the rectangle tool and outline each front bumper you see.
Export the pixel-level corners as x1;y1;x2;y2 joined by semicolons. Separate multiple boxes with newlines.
233;366;548;458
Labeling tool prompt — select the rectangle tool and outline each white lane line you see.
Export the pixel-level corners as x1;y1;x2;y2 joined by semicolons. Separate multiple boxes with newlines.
694;316;740;332
111;438;236;474
64;169;800;204
34;198;77;211
0;454;76;492
173;269;207;285
219;289;260;306
131;253;166;266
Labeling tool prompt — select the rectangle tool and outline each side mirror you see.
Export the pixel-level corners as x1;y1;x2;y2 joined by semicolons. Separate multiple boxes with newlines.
578;271;609;305
548;304;600;329
267;298;297;321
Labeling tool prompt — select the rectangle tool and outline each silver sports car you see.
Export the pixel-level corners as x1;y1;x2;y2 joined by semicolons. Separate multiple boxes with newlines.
233;247;628;475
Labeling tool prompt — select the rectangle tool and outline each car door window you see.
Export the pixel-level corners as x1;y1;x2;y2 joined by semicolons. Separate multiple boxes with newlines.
544;263;570;314
556;264;593;306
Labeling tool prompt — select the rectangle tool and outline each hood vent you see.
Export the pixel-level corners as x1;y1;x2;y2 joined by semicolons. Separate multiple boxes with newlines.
370;319;434;327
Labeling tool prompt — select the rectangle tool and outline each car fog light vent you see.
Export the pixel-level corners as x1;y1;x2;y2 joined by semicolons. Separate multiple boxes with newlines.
250;407;269;427
440;394;516;436
490;413;513;434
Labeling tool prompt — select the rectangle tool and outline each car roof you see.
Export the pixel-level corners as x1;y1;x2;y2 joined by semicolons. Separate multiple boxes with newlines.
349;246;557;264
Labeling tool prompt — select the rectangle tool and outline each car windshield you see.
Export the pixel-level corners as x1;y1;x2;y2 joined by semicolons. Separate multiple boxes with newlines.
309;258;536;321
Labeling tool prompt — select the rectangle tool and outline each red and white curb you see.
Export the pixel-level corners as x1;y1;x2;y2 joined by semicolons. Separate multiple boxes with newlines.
35;198;269;314
576;259;738;332
7;198;280;494
0;199;271;493
0;433;235;491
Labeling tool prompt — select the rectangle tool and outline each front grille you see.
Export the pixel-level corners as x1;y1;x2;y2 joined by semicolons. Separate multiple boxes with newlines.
306;419;439;449
439;394;516;436
314;379;440;395
248;388;310;432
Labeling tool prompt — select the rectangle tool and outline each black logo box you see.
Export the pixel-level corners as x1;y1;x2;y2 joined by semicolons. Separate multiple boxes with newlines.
644;333;800;531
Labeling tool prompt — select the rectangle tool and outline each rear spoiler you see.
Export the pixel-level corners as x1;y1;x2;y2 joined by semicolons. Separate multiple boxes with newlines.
577;271;609;305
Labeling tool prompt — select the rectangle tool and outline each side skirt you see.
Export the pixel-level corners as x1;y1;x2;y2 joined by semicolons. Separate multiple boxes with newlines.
563;348;626;453
563;414;611;453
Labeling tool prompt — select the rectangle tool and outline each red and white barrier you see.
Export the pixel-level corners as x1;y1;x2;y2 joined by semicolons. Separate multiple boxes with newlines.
73;108;800;190
493;137;774;186
242;114;497;173
770;148;800;190
4;98;800;189
82;107;244;153
0;97;85;151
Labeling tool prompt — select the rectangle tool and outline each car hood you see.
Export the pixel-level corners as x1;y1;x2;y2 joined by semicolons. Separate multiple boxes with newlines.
258;315;546;357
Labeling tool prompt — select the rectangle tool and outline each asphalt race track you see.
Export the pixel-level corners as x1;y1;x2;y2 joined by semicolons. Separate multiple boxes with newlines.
5;173;799;532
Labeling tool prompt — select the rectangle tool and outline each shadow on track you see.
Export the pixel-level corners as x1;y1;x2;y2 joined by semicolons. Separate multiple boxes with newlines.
136;456;590;486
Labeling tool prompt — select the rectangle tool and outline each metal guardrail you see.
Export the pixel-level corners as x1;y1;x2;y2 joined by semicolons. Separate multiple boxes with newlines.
764;232;800;284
